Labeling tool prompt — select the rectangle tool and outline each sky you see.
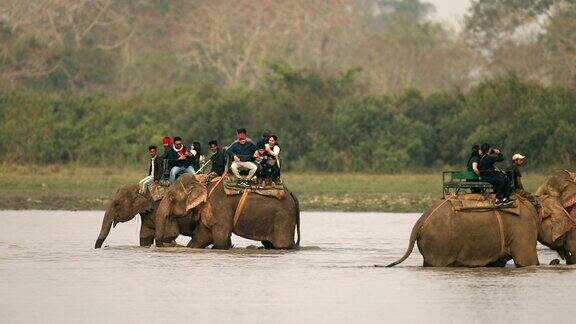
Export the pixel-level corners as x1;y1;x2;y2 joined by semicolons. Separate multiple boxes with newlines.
426;0;472;28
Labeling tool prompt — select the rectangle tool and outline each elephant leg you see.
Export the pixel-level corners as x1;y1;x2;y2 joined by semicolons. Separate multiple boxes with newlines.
139;224;155;247
510;240;539;267
269;210;297;249
212;227;232;249
187;224;212;248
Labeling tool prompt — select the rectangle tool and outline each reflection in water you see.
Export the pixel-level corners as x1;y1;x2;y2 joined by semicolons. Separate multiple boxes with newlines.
0;211;575;323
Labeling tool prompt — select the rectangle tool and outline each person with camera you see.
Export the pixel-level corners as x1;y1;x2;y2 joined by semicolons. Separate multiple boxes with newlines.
478;143;513;207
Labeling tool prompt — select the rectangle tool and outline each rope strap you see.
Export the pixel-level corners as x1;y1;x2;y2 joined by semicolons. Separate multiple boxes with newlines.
494;210;505;256
233;189;251;227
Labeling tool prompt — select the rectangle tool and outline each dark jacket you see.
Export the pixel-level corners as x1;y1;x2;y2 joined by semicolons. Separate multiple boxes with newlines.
479;153;504;175
226;141;256;162
148;155;162;180
165;146;194;169
209;149;227;175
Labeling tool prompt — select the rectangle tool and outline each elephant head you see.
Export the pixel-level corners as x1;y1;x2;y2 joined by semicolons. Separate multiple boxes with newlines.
95;184;154;248
154;174;208;247
536;170;576;263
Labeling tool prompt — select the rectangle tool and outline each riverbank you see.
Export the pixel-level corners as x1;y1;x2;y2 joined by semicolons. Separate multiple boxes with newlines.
0;165;547;212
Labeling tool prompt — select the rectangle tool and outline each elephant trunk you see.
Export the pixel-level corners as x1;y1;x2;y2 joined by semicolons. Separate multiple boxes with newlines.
95;208;115;248
154;197;172;247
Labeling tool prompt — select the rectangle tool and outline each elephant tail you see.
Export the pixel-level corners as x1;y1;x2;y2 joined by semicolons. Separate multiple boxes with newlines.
290;191;301;246
385;213;425;267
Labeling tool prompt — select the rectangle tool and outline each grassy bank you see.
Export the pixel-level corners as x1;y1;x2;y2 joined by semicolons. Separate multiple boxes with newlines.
0;165;548;212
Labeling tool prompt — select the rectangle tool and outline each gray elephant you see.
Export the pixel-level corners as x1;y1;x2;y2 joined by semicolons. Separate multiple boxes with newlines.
386;194;540;267
387;170;576;267
535;170;576;264
153;173;300;249
95;183;194;248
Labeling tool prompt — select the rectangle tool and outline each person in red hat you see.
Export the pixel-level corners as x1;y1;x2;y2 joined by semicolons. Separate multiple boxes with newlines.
226;128;257;186
161;136;171;155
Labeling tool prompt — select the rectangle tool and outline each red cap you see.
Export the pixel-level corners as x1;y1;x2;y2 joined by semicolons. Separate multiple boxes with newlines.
162;137;171;145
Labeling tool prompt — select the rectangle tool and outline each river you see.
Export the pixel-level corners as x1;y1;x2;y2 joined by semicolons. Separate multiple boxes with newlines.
0;211;575;323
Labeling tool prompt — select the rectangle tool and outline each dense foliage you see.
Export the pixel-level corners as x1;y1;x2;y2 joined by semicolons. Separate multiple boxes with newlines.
0;0;574;172
1;65;573;172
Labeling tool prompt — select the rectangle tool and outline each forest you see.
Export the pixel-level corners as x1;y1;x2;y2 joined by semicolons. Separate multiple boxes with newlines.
0;0;574;171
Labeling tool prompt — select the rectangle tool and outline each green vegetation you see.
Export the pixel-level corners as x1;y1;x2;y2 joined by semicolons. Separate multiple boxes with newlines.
0;165;549;212
1;73;574;171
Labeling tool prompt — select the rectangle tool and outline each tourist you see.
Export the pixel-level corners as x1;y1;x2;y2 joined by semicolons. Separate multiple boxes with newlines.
264;135;281;183
139;145;161;193
253;143;269;186
466;144;481;193
208;140;226;176
190;141;202;172
226;129;257;185
166;136;195;184
507;153;526;191
256;129;272;148
478;143;512;207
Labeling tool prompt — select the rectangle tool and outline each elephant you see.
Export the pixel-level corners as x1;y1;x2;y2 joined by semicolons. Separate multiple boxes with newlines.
95;183;194;248
153;173;300;249
387;170;576;267
386;194;540;267
534;170;576;264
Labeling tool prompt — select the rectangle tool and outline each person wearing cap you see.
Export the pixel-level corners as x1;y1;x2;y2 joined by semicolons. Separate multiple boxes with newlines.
505;153;539;207
161;136;171;160
507;153;526;191
226;128;255;149
226;129;257;186
478;143;513;207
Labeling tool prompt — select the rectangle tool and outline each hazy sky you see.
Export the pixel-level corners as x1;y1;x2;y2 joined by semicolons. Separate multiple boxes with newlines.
426;0;472;27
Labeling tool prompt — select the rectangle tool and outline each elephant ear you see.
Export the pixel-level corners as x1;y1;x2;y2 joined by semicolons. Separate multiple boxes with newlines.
186;186;208;212
541;195;576;242
197;201;214;228
132;191;154;214
537;174;564;197
569;171;576;183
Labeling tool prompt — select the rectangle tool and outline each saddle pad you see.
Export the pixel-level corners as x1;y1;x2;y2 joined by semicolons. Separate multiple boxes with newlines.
149;182;169;201
447;194;520;215
223;186;286;200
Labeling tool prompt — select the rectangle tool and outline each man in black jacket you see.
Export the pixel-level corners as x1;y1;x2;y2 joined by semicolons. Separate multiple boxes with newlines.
479;143;513;207
139;145;162;193
166;136;196;184
208;140;226;176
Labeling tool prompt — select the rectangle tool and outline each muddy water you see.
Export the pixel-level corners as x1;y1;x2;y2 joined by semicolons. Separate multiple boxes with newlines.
0;211;575;323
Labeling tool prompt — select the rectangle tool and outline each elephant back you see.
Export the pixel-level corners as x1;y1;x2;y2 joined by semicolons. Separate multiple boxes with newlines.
445;193;522;216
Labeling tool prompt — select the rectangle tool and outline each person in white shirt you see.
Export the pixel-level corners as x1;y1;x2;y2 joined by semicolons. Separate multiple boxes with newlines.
139;145;161;194
264;135;281;183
